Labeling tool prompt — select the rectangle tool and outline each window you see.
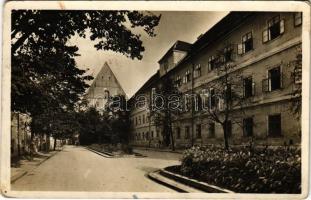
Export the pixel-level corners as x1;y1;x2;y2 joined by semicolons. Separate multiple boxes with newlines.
208;56;217;71
185;126;190;139
243;117;253;137
223;44;235;62
185;95;191;111
263;15;284;43
176;127;181;139
175;75;182;87
294;12;302;26
135;117;137;126
225;84;232;101
238;32;253;54
269;66;282;91
262;66;282;92
156;131;159;138
146;132;149;140
226;120;232;137
243;77;255;98
139;116;141;124
151;131;154;138
143;114;145;124
194;64;201;78
209;88;216;108
268;114;282;137
196;124;202;138
184;70;191;83
208;123;215;138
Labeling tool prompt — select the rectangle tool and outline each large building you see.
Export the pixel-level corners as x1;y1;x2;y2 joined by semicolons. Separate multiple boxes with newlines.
85;62;126;111
129;12;302;148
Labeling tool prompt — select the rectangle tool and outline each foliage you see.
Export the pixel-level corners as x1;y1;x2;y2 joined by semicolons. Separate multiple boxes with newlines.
200;44;249;150
175;145;301;193
77;107;111;145
12;10;160;142
290;46;302;118
151;77;182;150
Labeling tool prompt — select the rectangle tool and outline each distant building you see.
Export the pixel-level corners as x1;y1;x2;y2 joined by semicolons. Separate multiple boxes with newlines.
129;12;302;148
85;62;126;111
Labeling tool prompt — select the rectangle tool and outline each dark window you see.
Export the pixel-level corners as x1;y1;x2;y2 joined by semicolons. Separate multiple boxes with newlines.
263;15;284;43
196;124;202;138
208;123;215;138
176;127;181;139
208;56;217;71
156;131;159;138
243;117;253;137
223;45;234;63
146;132;149;140
210;88;216;108
194;64;201;78
294;12;302;26
243;77;254;98
143;114;145;124
268;114;282;137
226;120;232;138
139;116;141;124
225;84;232;101
242;32;253;53
185;126;190;139
269;66;281;91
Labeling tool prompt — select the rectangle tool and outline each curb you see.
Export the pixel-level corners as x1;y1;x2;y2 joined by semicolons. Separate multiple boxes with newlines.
11;150;60;183
86;147;114;158
147;170;202;193
160;169;234;193
11;171;27;183
134;147;183;154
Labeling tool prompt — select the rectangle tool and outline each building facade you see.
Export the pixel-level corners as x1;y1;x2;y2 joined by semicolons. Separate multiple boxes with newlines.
85;62;126;111
129;12;302;148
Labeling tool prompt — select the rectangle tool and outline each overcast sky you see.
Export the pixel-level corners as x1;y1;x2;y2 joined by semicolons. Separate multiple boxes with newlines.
71;11;228;97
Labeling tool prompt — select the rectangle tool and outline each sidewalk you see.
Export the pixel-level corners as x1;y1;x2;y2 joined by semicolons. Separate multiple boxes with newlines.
11;149;61;183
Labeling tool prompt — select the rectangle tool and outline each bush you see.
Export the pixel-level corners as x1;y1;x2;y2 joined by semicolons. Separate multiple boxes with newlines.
177;145;301;193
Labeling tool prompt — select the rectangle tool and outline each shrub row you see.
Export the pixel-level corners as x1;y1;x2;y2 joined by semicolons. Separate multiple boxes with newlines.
175;145;301;193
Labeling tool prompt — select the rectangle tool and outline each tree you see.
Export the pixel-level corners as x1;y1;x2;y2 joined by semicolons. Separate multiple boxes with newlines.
150;77;182;151
200;44;249;150
108;95;131;145
11;10;161;144
290;46;302;119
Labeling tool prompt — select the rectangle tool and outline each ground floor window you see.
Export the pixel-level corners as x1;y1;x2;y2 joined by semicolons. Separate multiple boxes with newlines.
176;127;181;139
243;117;253;137
196;124;201;138
185;126;190;139
208;123;215;138
226;120;232;138
268;114;282;137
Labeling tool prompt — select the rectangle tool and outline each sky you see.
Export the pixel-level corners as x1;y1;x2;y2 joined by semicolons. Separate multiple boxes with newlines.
71;11;228;97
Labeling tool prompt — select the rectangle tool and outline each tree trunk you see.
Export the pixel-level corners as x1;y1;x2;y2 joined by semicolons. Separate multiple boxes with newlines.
222;123;229;150
169;127;175;151
53;137;57;151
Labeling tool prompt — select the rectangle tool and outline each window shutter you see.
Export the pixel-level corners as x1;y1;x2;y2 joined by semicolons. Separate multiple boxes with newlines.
238;43;243;55
280;19;285;34
262;28;269;43
252;82;256;96
262;79;269;92
268;78;271;92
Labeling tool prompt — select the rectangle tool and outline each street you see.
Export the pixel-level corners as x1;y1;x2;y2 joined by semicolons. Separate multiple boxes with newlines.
11;145;179;192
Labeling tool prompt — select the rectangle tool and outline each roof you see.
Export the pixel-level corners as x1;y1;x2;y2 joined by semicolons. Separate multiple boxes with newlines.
163;12;255;77
157;40;192;64
128;70;160;102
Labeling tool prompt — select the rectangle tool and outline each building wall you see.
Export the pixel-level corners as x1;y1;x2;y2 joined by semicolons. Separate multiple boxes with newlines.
86;62;125;110
129;12;302;148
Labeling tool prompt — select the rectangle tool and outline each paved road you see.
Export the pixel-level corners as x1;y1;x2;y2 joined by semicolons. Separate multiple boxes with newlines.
12;145;179;192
